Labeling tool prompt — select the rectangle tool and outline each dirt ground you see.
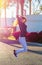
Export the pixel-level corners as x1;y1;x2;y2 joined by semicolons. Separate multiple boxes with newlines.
0;42;42;65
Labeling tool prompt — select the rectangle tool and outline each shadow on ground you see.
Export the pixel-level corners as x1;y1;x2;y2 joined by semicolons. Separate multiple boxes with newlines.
28;49;42;55
0;39;42;55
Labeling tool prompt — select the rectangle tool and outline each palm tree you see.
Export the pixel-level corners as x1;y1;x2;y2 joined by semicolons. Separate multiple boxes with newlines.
32;0;41;14
0;0;10;28
40;5;42;11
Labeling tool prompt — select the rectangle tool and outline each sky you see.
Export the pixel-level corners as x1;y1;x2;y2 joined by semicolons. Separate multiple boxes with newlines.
0;0;42;18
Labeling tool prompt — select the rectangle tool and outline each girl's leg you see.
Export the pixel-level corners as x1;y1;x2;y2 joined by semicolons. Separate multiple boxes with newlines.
15;37;27;55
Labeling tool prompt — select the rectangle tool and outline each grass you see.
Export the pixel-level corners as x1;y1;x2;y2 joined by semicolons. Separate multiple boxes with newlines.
0;42;42;65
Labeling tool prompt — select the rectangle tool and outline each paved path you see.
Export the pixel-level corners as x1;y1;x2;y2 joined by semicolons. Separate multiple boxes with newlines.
0;42;42;65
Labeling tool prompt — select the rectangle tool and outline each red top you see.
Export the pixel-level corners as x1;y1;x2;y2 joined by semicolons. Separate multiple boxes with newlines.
17;16;27;37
